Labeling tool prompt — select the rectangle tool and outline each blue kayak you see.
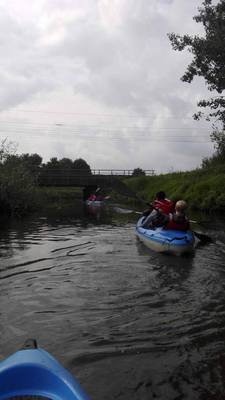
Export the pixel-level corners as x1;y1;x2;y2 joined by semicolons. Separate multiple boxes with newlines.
0;339;90;400
136;217;195;255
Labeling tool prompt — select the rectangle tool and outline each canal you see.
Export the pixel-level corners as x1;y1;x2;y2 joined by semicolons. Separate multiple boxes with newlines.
0;204;225;399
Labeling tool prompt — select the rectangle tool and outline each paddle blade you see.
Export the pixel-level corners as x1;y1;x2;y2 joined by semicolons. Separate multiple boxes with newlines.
193;230;212;244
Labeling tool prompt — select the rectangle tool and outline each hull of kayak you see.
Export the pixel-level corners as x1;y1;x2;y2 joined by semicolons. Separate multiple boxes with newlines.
0;340;90;400
136;217;194;255
85;200;105;207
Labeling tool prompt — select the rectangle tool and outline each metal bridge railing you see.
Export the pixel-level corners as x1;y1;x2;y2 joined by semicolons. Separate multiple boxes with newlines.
91;169;155;176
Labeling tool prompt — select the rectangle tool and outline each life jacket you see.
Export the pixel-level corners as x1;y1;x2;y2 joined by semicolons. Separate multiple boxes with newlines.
152;199;174;214
88;194;96;201
164;213;189;231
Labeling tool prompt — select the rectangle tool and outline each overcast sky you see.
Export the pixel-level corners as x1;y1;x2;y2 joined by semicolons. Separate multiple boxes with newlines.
0;0;215;173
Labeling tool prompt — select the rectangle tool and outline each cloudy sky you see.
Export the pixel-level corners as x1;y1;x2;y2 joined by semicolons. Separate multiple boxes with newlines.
0;0;215;173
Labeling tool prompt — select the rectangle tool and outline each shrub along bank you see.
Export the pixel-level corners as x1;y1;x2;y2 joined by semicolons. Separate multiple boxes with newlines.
0;164;38;217
124;165;225;213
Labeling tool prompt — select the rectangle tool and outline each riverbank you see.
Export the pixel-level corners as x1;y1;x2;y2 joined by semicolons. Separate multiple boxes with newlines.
29;164;225;216
0;164;224;219
123;165;225;213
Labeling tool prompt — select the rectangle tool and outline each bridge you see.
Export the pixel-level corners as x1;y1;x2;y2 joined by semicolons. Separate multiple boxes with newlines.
37;169;155;187
37;168;154;201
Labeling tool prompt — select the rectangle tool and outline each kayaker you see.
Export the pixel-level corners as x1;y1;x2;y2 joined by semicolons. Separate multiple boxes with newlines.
164;200;190;231
142;191;174;226
143;191;174;217
87;193;97;201
142;208;168;228
152;191;174;214
95;187;104;201
142;199;190;231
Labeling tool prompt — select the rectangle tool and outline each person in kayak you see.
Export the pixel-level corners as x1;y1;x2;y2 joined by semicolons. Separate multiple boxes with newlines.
164;200;190;231
142;191;174;227
95;187;105;201
142;199;189;231
87;193;97;201
152;191;174;214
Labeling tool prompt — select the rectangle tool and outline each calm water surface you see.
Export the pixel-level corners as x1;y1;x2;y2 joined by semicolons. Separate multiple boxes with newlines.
0;206;225;400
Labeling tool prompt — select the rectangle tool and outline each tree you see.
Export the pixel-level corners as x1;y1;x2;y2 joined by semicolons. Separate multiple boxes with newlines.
73;158;91;174
58;158;73;169
168;0;225;155
132;168;146;177
0;138;17;163
44;157;60;169
0;141;37;215
3;153;42;178
20;153;42;175
20;153;42;167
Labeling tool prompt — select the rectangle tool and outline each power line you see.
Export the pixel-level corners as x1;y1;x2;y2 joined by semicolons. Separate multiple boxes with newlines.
2;108;215;121
0;120;211;130
1;132;211;143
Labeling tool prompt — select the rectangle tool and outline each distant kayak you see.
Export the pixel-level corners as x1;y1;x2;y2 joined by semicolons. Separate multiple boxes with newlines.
135;217;195;255
85;199;105;207
0;339;90;400
84;196;110;207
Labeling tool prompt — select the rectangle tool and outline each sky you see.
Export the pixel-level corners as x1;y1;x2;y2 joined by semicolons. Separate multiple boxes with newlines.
0;0;216;174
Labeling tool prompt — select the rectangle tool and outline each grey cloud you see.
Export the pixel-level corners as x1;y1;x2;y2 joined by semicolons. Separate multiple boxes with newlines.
0;0;215;171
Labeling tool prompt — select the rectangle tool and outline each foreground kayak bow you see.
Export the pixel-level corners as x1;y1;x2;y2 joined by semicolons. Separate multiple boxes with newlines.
0;339;90;400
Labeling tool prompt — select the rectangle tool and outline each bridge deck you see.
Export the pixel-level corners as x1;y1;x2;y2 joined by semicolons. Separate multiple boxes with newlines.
37;169;155;187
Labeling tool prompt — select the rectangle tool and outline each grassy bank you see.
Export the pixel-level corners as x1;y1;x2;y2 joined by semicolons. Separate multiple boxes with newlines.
123;165;225;213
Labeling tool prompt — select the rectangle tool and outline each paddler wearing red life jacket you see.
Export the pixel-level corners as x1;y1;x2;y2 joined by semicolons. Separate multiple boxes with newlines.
141;191;174;228
151;191;174;214
164;200;190;231
87;193;97;201
142;191;173;219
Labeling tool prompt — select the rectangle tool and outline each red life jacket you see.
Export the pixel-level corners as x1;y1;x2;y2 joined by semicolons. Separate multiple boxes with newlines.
164;213;189;231
152;199;174;214
88;194;96;201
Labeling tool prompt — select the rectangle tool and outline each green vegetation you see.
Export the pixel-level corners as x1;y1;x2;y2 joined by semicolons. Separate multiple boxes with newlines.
0;164;38;216
168;0;225;129
0;140;90;217
37;187;82;212
43;156;91;173
132;168;146;177
0;141;39;216
168;0;225;161
0;136;224;218
124;165;225;213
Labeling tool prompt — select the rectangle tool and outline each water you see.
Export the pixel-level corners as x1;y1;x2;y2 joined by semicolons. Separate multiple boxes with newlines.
0;207;225;399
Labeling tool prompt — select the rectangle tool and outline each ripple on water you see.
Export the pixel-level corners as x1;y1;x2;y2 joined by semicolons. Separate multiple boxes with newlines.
0;217;225;399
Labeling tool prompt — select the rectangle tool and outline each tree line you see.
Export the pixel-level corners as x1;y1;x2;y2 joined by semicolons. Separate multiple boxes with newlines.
0;139;146;217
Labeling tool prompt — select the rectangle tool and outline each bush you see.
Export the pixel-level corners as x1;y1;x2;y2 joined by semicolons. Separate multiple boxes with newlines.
132;168;146;177
0;163;37;216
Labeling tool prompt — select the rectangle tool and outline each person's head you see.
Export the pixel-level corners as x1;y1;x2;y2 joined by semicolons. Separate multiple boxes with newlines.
175;200;187;214
156;191;166;200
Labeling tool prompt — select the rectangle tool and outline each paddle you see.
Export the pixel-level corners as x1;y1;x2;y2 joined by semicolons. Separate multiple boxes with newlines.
192;230;212;244
189;220;213;243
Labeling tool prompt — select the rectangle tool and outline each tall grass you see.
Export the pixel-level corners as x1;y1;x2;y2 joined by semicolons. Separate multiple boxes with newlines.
125;166;225;213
